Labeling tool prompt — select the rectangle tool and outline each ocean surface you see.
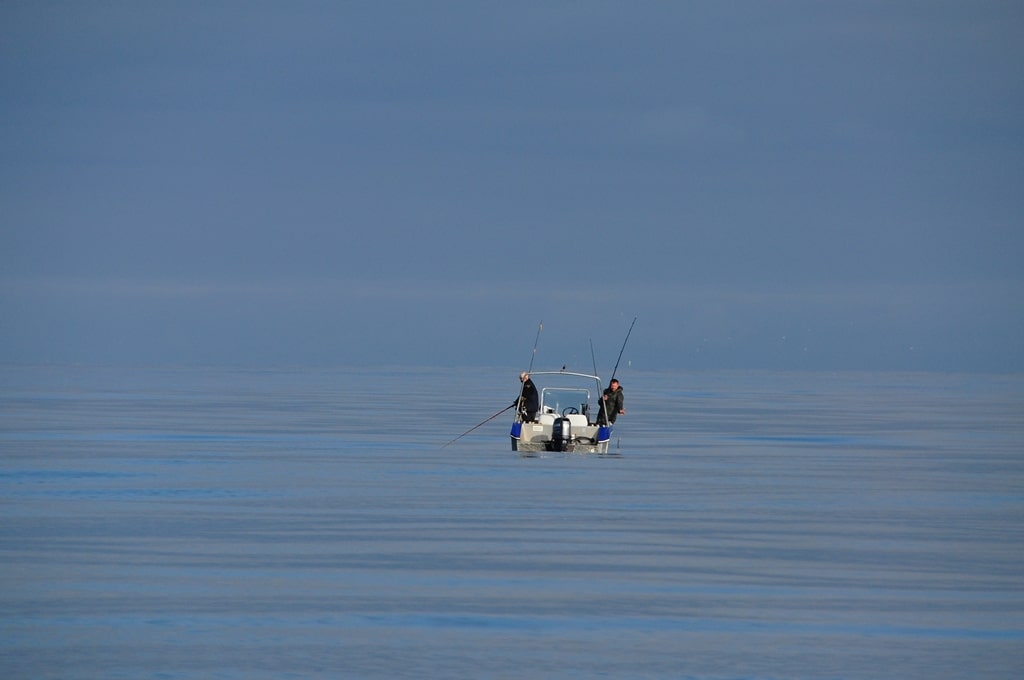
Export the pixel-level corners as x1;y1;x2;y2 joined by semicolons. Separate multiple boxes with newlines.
1;365;1022;679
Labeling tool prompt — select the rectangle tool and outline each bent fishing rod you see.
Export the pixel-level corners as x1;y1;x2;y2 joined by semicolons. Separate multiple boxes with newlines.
442;321;543;450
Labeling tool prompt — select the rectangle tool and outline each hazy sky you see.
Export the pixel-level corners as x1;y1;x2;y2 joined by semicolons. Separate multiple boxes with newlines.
2;1;1022;371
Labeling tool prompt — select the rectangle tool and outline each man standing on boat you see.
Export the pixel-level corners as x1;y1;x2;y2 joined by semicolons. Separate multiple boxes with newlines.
516;372;540;422
597;379;625;425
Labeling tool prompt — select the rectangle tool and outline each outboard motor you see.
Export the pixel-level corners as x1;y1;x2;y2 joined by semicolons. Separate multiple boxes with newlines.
552;417;572;451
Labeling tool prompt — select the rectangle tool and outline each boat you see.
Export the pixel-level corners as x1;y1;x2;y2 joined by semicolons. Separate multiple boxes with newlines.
510;370;615;454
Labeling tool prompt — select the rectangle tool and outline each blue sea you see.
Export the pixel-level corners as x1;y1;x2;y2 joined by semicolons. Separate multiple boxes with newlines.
1;365;1022;679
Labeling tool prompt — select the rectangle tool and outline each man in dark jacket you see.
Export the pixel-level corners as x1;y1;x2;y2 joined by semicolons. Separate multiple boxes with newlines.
516;372;540;422
597;378;624;425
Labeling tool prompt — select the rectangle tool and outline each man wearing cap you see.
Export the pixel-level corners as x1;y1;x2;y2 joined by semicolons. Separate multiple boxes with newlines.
515;372;540;422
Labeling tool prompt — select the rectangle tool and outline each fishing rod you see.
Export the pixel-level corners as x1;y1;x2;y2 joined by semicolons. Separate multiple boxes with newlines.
610;316;637;381
441;404;515;449
514;321;543;414
527;321;542;374
591;338;609;426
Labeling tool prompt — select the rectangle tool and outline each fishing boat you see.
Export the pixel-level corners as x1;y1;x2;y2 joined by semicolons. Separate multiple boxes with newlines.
441;319;634;453
510;370;614;454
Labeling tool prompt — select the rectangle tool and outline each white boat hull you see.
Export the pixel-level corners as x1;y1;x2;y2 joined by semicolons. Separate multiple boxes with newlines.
511;417;612;454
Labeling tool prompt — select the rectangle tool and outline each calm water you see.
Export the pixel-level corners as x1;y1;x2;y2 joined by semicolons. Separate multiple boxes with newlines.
1;365;1022;679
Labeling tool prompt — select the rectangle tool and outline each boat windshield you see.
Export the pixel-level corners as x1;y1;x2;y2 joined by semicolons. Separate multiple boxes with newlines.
539;388;591;418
